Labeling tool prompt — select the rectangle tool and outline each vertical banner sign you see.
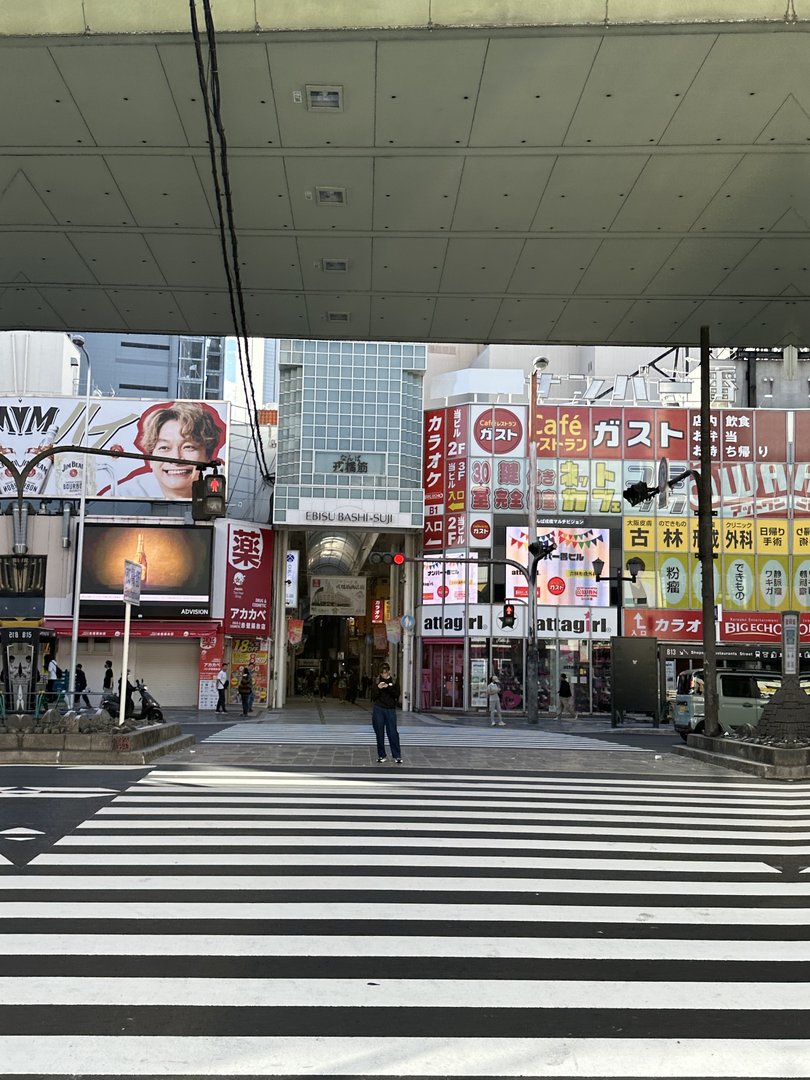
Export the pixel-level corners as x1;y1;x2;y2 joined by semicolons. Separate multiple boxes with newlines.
122;560;142;606
445;405;468;549
423;409;446;551
783;611;799;677
225;524;274;636
285;550;300;609
198;631;223;710
287;618;304;645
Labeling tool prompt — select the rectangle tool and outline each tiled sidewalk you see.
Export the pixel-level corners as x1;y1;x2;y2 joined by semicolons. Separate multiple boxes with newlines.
155;698;734;779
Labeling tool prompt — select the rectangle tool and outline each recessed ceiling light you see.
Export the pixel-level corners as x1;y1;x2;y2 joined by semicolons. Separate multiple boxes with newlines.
306;85;343;111
315;187;347;206
322;258;349;273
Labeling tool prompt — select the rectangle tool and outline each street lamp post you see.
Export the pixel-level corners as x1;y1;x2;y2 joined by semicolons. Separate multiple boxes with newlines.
592;555;645;726
526;357;550;725
68;336;91;703
621;324;718;738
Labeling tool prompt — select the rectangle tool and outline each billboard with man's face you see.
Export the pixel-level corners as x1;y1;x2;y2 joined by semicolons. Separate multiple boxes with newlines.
0;397;228;500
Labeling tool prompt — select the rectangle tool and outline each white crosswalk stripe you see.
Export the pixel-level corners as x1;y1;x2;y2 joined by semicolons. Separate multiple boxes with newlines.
1;766;810;1078
200;721;648;750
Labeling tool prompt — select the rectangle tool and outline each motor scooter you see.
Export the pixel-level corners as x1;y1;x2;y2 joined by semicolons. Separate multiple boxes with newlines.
100;678;164;723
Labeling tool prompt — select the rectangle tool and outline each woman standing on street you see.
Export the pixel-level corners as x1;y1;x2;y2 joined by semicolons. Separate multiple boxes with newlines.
237;667;253;717
487;674;505;727
371;663;402;764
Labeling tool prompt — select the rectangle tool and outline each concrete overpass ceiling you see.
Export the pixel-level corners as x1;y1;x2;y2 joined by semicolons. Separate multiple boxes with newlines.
0;8;809;346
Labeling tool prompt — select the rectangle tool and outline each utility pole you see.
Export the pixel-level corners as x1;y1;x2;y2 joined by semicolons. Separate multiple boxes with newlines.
527;365;540;725
698;325;720;737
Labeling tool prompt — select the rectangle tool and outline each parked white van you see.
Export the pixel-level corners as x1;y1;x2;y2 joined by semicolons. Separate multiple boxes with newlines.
672;668;805;741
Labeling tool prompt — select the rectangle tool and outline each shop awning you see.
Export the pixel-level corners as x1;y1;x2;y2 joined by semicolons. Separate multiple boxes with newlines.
43;619;222;639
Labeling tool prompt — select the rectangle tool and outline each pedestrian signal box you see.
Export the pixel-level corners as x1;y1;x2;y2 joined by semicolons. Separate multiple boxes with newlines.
192;472;227;521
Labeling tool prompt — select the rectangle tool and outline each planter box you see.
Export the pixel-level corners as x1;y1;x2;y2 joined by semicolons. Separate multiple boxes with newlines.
0;722;194;764
675;734;810;781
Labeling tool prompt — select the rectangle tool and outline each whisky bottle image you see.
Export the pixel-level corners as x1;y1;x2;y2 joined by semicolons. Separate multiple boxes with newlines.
135;532;148;585
22;424;59;495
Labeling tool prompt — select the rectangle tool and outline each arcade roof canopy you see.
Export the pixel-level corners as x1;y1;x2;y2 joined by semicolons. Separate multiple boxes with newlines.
1;3;809;346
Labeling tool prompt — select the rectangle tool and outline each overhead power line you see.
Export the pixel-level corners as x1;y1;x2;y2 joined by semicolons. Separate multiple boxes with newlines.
188;0;273;484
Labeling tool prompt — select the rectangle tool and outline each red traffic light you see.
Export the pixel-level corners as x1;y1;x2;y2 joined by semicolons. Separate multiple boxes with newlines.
206;475;223;495
500;602;516;629
370;552;407;566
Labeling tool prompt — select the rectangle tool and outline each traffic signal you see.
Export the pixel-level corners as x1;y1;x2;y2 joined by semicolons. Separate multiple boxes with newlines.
623;481;654;508
500;602;516;629
528;539;557;582
369;552;407;566
192;471;227;521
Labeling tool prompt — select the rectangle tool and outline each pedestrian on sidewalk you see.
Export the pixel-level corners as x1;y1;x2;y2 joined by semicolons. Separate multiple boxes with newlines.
103;659;114;693
73;663;91;709
318;672;328;700
487;674;505;726
237;667;253;716
215;665;228;713
558;673;577;719
371;662;402;764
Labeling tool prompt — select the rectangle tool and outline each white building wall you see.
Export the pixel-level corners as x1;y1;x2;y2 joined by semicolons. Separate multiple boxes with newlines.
1;332;77;395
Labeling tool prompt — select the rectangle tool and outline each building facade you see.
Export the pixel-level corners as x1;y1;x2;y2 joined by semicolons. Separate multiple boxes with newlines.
272;338;426;705
1;331;275;709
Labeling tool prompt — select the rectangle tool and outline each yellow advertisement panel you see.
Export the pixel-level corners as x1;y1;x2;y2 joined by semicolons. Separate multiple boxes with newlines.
690;560;720;609
656;553;691;609
623;517;655;553
793;522;810;556
793;556;810;610
721;519;755;555
755;520;788;555
757;556;790;611
720;555;757;611
621;551;656;609
656;517;693;554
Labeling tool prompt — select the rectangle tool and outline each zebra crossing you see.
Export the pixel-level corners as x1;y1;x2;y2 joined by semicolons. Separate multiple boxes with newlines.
1;765;810;1077
201;720;648;751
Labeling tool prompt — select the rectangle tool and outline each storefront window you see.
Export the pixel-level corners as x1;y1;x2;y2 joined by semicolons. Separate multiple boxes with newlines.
492;638;524;711
421;642;464;710
469;640;488;709
591;641;611;712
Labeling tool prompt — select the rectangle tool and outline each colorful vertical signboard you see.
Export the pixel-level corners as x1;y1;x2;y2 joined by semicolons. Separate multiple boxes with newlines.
423;409;446;551
445;406;468;549
197;631;223;710
505;527;610;607
224;524;274;636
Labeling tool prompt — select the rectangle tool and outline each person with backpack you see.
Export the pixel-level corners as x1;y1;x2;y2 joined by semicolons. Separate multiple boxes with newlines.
215;665;229;713
237;667;253;716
